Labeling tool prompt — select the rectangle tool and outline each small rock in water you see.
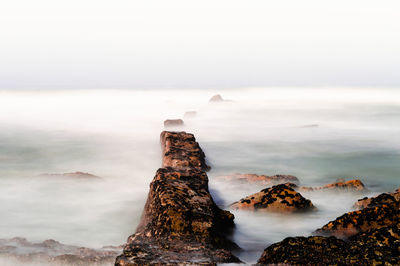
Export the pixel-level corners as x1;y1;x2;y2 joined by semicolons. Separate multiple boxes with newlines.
230;183;316;213
353;188;400;210
298;179;366;192
183;111;197;118
209;94;224;102
38;172;101;179
216;173;299;186
163;119;184;128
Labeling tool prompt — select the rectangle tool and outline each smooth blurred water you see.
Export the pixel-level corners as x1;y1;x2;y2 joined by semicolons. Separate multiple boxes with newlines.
0;88;399;264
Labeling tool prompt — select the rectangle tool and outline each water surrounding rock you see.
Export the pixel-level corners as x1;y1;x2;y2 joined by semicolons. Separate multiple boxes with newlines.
216;173;299;186
230;183;315;213
298;179;366;192
115;131;240;265
163;119;184;128
0;237;121;265
257;223;400;265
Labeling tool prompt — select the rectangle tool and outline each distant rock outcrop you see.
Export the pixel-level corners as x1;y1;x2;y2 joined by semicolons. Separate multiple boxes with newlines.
298;179;366;192
230;183;315;213
115;131;240;265
209;94;224;102
163;119;184;128
0;237;121;265
216;173;299;186
38;172;101;179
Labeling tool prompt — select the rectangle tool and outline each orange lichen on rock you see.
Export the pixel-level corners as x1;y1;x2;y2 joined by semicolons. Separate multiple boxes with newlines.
230;183;315;213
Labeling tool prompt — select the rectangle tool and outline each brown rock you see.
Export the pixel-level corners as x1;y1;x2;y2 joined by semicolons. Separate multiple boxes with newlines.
315;203;400;238
354;189;400;210
230;183;315;213
216;173;299;186
209;94;224;102
163;119;184;128
161;131;210;171
115;131;240;265
299;179;366;192
38;172;101;179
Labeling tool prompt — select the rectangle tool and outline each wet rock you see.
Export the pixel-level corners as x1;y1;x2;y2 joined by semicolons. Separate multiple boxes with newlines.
257;224;400;265
230;183;315;213
0;237;121;265
209;94;224;102
183;111;197;118
315;203;400;238
161;131;210;171
38;172;101;179
163;119;184;128
115;131;240;265
216;173;299;186
299;179;366;192
354;189;400;210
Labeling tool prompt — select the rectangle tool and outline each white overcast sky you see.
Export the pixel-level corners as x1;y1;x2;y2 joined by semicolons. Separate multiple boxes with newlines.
0;0;399;89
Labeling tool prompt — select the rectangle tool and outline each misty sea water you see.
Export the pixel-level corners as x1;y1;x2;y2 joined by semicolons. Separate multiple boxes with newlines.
0;87;399;263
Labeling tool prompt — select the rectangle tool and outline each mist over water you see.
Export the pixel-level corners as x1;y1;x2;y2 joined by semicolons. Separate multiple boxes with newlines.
0;87;399;264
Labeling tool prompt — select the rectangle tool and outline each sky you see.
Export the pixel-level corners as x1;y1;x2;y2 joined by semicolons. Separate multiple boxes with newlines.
0;0;399;89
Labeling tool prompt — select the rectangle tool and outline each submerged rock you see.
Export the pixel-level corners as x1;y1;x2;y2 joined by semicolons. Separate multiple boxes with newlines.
115;131;240;265
257;224;400;265
299;179;366;192
38;172;101;179
0;237;121;265
163;119;184;128
183;111;197;118
230;183;315;213
216;173;299;186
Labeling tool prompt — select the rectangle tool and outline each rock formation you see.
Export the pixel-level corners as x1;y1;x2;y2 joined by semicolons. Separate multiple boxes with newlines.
230;183;315;213
354;189;400;210
163;119;184;128
209;94;224;102
257;224;400;265
216;173;299;186
0;237;121;265
298;179;366;192
115;131;240;265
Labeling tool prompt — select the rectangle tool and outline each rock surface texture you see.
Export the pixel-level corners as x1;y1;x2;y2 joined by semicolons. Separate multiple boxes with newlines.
115;131;240;265
216;173;299;186
299;179;366;192
230;183;315;213
257;224;400;265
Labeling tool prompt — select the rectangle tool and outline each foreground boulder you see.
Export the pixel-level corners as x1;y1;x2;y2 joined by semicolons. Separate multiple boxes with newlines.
298;179;366;192
163;119;184;128
316;201;399;238
216;173;299;186
0;237;121;265
257;224;400;265
230;183;315;213
115;131;240;265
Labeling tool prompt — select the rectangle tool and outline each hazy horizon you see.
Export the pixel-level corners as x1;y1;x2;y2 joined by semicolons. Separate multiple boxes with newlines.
1;0;400;89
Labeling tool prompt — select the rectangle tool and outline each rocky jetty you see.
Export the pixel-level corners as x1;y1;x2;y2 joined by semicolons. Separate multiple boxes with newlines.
115;131;240;265
257;224;400;265
0;237;121;265
38;171;101;179
163;119;184;128
216;173;299;186
298;179;366;192
230;183;315;213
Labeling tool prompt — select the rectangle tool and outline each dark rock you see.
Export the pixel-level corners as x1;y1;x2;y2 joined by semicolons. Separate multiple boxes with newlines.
230;183;315;213
299;179;366;193
163;119;184;128
216;173;299;186
115;131;240;265
354;189;400;210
